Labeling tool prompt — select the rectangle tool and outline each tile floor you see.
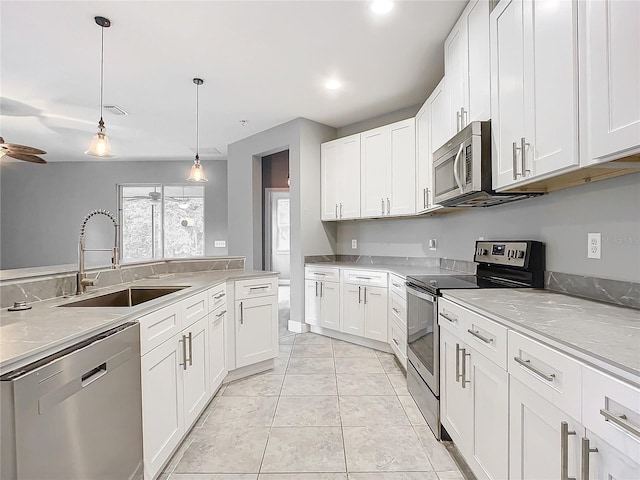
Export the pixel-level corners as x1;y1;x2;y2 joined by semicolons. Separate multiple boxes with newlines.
160;332;463;480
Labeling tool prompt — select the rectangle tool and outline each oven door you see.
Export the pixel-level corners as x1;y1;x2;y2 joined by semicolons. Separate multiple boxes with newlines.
406;284;439;396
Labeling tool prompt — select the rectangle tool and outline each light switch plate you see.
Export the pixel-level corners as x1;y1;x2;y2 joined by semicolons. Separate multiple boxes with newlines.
351;239;357;249
587;233;601;259
214;240;226;248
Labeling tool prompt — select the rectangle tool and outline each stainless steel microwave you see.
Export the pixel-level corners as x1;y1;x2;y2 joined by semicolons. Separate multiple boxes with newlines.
432;121;538;207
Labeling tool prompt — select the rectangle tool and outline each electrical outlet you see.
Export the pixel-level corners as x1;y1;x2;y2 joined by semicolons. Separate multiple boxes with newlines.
587;233;601;259
214;240;226;248
351;239;358;249
429;239;438;250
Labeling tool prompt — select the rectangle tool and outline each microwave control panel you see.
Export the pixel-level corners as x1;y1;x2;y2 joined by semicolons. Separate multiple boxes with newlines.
474;241;528;267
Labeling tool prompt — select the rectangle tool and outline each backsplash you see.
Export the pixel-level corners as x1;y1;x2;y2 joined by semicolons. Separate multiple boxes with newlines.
0;257;245;308
545;271;640;310
304;255;476;274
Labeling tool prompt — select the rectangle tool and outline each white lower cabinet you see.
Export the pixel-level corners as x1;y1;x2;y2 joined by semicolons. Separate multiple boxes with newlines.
341;284;365;336
235;296;278;368
305;278;340;331
340;284;388;343
586;430;640;480
208;306;227;395
182;316;209;428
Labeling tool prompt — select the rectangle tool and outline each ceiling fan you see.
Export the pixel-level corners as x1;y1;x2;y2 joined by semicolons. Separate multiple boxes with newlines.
0;137;47;163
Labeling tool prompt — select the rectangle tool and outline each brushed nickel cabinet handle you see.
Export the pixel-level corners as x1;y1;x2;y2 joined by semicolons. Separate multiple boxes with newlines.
460;347;470;388
514;356;555;382
439;312;457;323
462;107;467;128
426;187;430;207
513;141;521;180
358;286;362;304
180;335;188;370
187;332;193;366
521;137;531;176
467;329;493;344
315;281;319;297
215;309;226;319
381;198;385;215
249;285;269;291
239;301;244;325
392;307;400;314
335;203;338;218
386;198;390;215
356;276;373;280
340;203;343;218
393;338;400;346
423;187;427;209
320;282;324;297
600;408;640;438
364;286;368;304
214;292;225;300
455;343;462;383
456;110;461;132
561;421;577;480
581;437;598;480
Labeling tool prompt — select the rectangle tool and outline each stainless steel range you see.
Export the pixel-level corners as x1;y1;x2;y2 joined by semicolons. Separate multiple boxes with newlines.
406;240;545;439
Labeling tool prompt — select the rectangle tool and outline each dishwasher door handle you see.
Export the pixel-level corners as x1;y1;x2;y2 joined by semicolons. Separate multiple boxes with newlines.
81;363;107;387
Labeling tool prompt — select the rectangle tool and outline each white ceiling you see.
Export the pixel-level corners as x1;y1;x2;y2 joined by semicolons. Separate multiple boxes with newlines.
0;0;466;162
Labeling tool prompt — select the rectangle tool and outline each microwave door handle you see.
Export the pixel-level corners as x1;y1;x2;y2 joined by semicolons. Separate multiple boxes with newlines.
452;143;464;193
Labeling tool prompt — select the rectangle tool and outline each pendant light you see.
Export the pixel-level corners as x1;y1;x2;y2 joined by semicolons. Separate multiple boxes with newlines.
86;16;115;158
187;78;208;182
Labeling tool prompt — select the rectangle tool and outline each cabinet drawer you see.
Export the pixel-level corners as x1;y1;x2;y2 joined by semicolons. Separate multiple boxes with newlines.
389;317;407;368
583;366;640;452
438;298;466;337
342;269;388;287
138;303;183;355
389;274;406;299
182;291;208;328
305;265;340;282
508;331;583;421
235;277;278;300
389;291;407;329
463;309;508;370
208;283;227;312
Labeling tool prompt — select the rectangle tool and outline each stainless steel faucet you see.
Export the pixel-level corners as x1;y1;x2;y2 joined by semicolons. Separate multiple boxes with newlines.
76;209;120;295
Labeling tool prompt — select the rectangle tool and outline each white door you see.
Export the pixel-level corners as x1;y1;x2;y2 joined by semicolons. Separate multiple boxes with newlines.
586;430;640;480
510;377;582;480
338;134;361;219
319;280;340;331
415;101;432;213
182;316;209;428
466;0;491;123
341;284;364;336
439;329;472;451
445;16;467;134
361;127;389;217
363;285;388;342
491;0;526;188
429;78;451;154
235;296;278;368
321;141;339;220
141;335;185;480
581;0;640;163
305;279;321;326
389;119;416;216
208;308;226;395
524;0;579;178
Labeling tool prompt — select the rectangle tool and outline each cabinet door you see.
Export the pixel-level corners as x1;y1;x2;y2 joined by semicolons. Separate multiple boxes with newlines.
490;0;526;189
321;140;339;220
469;351;509;480
586;430;640;480
523;0;579;178
341;284;364;336
305;279;321;326
363;285;388;342
141;336;185;480
429;77;451;154
445;14;467;134
466;0;491;124
361;127;389;217
182;316;209;428
338;134;362;219
235;296;278;368
416;101;432;213
510;377;581;480
209;308;226;395
319;280;340;331
440;329;472;451
389;119;416;216
581;0;640;163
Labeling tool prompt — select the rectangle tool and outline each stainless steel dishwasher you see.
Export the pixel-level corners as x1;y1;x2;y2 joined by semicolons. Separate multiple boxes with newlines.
1;322;143;480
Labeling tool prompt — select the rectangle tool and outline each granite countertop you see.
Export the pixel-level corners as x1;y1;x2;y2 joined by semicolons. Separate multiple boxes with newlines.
442;289;640;381
0;269;276;375
305;262;467;279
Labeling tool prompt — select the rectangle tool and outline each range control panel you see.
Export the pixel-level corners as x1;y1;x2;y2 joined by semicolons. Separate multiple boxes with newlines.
474;241;529;267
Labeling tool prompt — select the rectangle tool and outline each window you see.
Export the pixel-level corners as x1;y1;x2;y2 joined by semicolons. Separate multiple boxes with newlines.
118;184;205;263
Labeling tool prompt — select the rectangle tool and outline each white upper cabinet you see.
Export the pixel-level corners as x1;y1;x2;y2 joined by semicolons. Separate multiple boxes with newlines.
389;119;417;216
445;0;491;134
491;0;579;190
429;78;452;155
361;127;390;217
579;0;640;163
321;134;361;220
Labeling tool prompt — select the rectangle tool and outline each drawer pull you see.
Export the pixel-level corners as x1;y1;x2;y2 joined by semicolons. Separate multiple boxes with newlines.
356;276;373;280
560;421;576;480
392;282;402;288
249;285;269;291
514;357;555;382
439;312;457;323
580;437;598;480
600;408;640;439
393;338;400;346
467;329;493;344
215;309;227;319
392;307;400;314
313;272;326;276
213;292;225;300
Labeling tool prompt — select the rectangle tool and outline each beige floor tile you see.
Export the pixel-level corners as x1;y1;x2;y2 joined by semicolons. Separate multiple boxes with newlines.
201;396;278;430
343;426;433;472
291;343;334;358
279;344;294;357
375;350;396;359
378;356;404;375
270;356;289;374
336;374;396;396
169;475;257;479
348;474;438;480
273;396;340;426
223;373;284;397
332;342;378;358
398;396;427;426
164;436;196;473
293;333;332;345
413;426;459;472
174;427;269;474
280;335;296;345
334;357;385;374
436;472;464;479
281;374;337;396
387;374;410;396
339;395;410;426
287;357;335;374
259;475;346;480
261;426;346;473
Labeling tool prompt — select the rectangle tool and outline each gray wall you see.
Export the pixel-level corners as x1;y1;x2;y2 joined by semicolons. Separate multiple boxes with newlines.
336;172;640;282
227;118;337;325
0;160;228;269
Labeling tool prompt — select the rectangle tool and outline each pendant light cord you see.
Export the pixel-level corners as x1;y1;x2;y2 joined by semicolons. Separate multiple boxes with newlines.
195;82;200;160
100;25;105;122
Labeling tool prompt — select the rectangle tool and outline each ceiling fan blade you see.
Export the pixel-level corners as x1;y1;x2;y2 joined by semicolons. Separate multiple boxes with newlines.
6;152;47;164
0;142;47;155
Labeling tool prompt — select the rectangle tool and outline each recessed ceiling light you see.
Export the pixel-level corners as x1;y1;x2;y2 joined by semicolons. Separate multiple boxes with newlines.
370;0;394;15
325;79;341;90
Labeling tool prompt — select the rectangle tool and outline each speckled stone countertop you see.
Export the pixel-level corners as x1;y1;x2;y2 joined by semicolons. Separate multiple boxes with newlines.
443;289;640;381
305;262;467;279
0;269;276;375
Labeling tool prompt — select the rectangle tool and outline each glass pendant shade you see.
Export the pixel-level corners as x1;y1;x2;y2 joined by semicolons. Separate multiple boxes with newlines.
187;157;208;182
85;123;115;157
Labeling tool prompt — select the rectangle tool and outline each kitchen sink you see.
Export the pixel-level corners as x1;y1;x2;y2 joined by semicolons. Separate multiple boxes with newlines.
60;287;188;308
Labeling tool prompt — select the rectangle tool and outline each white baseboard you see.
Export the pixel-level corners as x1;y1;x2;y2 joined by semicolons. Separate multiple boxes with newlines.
287;320;309;333
309;326;393;353
223;358;274;383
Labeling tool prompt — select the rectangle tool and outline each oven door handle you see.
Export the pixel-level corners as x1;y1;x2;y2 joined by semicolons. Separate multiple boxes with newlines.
452;143;465;194
406;284;437;302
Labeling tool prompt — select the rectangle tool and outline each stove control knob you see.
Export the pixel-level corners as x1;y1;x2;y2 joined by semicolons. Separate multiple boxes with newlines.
507;249;513;258
478;248;488;256
517;250;525;259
